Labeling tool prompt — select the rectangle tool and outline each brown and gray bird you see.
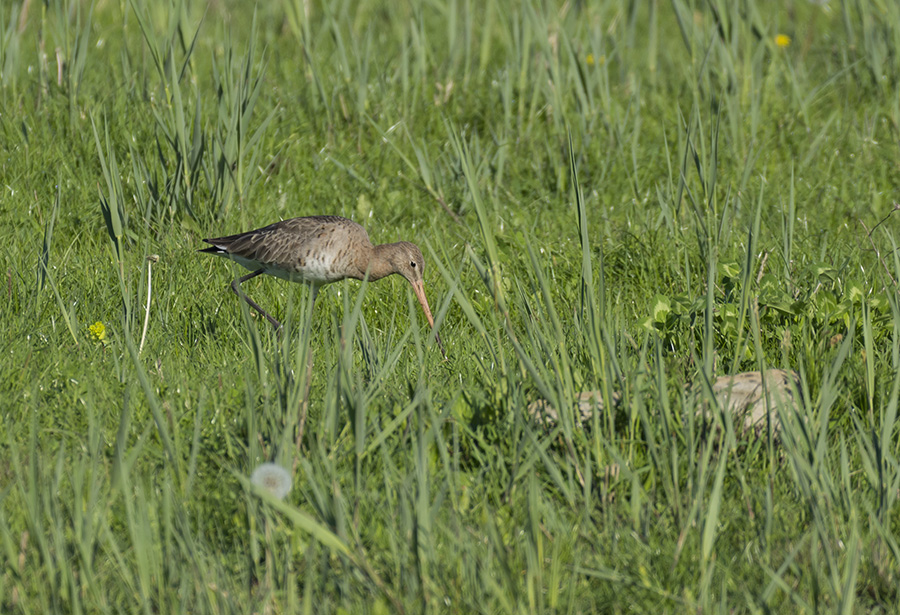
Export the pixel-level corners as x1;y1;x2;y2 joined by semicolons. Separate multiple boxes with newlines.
200;215;444;356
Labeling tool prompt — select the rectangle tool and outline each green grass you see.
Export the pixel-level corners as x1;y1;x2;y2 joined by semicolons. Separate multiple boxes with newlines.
2;0;900;612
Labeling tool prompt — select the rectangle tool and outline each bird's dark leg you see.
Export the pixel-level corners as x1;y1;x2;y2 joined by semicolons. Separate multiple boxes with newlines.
296;285;319;454
231;269;282;330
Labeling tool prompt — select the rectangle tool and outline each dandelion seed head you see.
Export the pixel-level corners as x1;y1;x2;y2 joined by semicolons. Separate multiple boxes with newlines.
250;463;292;501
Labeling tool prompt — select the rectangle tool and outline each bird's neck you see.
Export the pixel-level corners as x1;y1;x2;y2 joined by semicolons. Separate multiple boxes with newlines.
365;243;400;281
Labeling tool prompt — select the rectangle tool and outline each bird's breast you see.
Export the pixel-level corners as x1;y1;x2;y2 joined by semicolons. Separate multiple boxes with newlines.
267;250;352;284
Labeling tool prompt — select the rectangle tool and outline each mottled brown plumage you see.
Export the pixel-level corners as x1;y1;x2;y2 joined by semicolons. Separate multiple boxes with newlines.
200;216;444;356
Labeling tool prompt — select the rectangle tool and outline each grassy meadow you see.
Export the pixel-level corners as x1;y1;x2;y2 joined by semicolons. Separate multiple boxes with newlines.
2;0;900;611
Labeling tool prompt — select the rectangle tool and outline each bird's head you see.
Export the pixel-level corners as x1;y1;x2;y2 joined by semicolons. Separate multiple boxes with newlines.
386;241;446;359
390;241;426;286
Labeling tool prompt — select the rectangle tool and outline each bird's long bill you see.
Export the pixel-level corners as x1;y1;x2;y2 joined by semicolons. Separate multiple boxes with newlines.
411;280;447;359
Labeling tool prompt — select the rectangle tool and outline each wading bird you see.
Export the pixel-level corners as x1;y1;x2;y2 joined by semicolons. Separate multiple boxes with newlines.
200;215;445;357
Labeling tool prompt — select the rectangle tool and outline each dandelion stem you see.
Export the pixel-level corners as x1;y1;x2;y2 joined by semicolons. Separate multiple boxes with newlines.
139;255;158;356
264;516;274;612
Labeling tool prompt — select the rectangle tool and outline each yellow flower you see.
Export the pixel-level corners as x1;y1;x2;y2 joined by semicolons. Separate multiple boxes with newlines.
775;34;791;48
89;321;107;342
586;53;606;66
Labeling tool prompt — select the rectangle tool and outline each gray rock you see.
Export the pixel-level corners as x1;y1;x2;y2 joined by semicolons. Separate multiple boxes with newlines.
528;369;802;436
704;369;801;435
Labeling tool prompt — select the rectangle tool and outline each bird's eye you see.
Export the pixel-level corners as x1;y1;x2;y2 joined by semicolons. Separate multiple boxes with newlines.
410;261;417;268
